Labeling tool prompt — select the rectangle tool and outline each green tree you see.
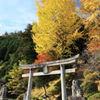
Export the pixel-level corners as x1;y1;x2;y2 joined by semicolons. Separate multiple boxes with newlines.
0;24;37;81
7;64;28;98
18;24;37;64
0;24;38;99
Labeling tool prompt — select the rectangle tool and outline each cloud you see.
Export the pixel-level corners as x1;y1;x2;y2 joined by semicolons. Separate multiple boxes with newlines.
0;24;25;35
0;0;38;35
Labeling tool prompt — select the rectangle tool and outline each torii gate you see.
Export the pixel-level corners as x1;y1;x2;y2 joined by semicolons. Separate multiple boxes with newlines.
20;54;79;100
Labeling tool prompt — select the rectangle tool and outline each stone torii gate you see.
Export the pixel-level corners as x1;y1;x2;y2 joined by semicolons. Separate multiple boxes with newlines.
20;54;79;100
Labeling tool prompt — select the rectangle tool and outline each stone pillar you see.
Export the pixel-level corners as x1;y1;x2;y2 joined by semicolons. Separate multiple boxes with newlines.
60;65;67;100
26;69;33;100
0;84;7;100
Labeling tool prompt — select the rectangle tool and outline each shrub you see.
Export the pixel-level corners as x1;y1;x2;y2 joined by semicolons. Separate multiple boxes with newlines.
83;70;94;78
16;94;24;100
81;81;98;94
65;74;71;80
85;92;97;99
31;96;40;100
85;72;100;81
88;92;100;100
48;86;61;95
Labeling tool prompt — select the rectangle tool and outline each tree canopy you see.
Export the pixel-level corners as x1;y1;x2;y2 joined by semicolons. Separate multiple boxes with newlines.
32;0;87;59
79;0;100;52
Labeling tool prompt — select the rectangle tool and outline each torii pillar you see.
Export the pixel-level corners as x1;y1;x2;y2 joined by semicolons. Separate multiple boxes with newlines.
60;65;67;100
26;69;33;100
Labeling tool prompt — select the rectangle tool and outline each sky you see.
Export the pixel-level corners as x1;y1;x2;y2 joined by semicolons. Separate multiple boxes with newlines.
0;0;80;36
0;0;38;35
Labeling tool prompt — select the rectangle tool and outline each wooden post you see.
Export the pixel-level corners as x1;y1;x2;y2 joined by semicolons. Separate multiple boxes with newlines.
26;69;33;100
60;65;67;100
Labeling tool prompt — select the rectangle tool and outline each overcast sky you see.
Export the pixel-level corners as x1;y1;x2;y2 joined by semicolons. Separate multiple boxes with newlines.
0;0;38;35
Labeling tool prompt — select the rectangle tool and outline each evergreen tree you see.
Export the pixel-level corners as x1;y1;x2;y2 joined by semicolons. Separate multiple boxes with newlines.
0;24;37;86
18;24;37;63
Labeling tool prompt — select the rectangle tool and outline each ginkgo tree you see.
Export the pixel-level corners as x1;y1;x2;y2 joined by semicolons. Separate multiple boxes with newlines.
32;0;86;59
79;0;100;53
79;0;100;22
